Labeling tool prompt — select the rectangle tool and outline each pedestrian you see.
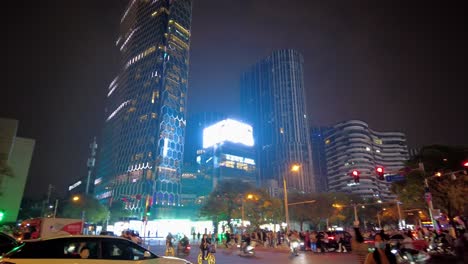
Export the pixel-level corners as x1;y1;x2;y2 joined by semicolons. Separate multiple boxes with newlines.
304;230;311;251
310;231;317;252
351;223;369;264
197;232;201;241
364;233;391;264
192;232;196;241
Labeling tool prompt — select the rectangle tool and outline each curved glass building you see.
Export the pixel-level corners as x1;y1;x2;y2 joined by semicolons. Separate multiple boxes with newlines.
95;0;192;218
324;120;409;200
241;49;315;193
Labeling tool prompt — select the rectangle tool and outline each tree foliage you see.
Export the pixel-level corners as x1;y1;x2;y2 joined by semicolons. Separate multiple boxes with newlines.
391;145;468;219
199;180;286;232
61;195;109;223
109;201;131;223
199;180;256;232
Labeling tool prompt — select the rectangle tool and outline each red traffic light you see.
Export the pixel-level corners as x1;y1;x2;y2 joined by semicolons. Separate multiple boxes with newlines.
376;167;384;174
376;166;385;180
352;170;360;177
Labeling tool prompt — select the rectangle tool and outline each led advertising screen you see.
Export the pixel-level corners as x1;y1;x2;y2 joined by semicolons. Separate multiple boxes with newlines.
203;119;254;148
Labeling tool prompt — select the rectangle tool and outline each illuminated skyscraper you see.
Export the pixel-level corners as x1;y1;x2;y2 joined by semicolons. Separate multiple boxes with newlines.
95;0;192;218
241;49;315;193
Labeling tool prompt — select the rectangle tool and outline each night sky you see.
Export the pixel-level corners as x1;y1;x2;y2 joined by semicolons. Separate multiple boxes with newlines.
3;0;467;199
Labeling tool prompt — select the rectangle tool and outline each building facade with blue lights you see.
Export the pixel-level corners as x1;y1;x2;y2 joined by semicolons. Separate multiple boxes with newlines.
241;49;315;193
95;0;192;218
323;120;409;200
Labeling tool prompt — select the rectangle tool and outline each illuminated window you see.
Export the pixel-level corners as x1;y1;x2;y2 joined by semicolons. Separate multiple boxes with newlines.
325;139;331;144
236;163;248;170
151;113;157;119
139;114;148;121
224;161;235;168
280;128;284;134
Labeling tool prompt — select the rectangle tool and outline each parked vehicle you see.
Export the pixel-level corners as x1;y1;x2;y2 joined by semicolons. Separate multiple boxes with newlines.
19;218;83;240
0;235;193;263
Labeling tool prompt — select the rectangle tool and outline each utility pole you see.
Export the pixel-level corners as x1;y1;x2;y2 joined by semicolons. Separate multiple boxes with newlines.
283;175;289;233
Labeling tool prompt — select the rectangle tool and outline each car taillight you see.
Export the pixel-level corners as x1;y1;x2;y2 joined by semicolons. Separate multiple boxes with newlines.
187;246;191;249
328;236;334;240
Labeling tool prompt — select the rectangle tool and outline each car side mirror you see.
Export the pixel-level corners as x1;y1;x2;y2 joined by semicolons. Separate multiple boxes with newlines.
144;251;151;258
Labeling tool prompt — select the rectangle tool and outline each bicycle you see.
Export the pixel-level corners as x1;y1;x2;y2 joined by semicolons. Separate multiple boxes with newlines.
197;246;215;264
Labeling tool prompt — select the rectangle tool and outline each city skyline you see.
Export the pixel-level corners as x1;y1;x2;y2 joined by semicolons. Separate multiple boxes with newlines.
3;0;467;198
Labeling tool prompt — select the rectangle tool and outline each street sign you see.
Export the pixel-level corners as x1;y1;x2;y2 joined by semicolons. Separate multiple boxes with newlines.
385;174;405;182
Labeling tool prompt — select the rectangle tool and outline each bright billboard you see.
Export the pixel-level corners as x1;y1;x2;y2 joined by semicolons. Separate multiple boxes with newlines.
203;119;254;148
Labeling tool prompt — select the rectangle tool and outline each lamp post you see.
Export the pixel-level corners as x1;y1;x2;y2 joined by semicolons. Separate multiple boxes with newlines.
73;195;85;234
241;194;254;229
283;164;300;233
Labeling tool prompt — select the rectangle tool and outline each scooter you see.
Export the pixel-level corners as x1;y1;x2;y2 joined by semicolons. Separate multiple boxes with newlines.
177;242;191;257
290;240;300;256
238;240;256;257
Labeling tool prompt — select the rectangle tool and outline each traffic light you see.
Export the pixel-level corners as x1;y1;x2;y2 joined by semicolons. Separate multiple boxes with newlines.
0;209;5;222
376;166;385;180
351;170;360;183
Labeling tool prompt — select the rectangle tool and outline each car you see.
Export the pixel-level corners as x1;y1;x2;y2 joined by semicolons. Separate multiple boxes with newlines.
316;231;352;252
389;233;428;251
0;235;192;264
0;232;20;255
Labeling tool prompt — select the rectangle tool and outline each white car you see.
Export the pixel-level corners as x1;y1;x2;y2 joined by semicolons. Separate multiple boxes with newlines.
0;235;192;264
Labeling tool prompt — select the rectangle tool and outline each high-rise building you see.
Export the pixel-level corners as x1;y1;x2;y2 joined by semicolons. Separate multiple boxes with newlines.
184;112;226;166
199;119;257;188
241;49;315;193
323;120;409;201
0;118;35;222
311;127;329;192
95;0;192;218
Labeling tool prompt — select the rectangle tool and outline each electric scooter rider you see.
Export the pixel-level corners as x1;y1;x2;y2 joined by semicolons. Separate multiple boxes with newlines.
288;231;300;255
240;233;251;253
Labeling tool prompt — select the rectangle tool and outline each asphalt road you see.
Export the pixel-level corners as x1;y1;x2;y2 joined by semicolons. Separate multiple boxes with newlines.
143;240;462;264
147;242;359;264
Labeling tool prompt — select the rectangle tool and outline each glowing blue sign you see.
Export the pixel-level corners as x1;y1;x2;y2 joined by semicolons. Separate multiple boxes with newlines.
203;119;254;148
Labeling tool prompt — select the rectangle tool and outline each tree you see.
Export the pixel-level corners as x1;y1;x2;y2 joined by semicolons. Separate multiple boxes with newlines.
391;145;468;224
61;195;109;223
108;200;131;223
199;180;256;232
288;192;319;231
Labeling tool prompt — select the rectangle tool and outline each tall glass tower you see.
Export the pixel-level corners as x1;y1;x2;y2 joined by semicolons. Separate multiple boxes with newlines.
241;49;315;193
95;0;192;218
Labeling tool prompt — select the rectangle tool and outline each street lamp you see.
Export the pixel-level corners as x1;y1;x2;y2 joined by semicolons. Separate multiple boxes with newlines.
283;164;300;233
241;194;255;229
72;195;85;234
